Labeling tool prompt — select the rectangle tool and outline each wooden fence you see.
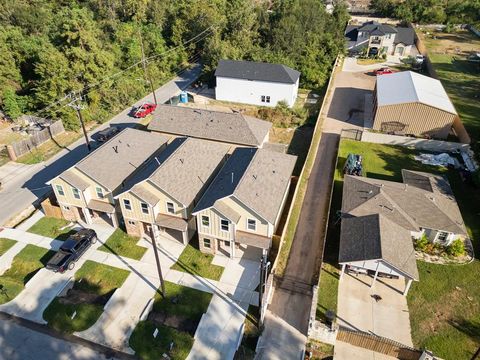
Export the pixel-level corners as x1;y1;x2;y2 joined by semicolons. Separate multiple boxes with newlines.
337;328;422;360
41;196;63;219
9;120;65;159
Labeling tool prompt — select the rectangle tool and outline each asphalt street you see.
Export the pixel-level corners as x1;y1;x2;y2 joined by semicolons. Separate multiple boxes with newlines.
0;64;201;226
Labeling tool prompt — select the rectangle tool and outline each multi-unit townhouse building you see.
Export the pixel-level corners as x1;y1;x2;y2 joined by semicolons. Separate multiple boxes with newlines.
192;147;297;258
148;105;272;148
48;128;169;227
116;137;230;244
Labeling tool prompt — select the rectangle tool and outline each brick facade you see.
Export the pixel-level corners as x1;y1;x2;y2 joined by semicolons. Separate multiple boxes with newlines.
198;235;218;255
60;204;81;222
125;218;143;238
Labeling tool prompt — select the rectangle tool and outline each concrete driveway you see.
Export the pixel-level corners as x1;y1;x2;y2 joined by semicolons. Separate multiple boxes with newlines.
337;273;413;346
0;64;201;226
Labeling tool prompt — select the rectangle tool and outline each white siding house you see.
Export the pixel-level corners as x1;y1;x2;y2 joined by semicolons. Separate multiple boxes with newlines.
215;60;300;108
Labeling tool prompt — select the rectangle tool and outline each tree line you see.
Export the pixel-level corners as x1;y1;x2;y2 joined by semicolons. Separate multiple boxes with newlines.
370;0;480;25
0;0;349;130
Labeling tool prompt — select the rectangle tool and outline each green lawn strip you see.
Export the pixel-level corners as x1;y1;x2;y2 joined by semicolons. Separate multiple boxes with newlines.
97;228;147;260
153;281;212;321
130;321;193;360
43;260;130;333
316;263;339;322
235;305;260;359
171;238;224;281
0;244;54;304
0;238;17;256
27;216;75;241
130;281;212;360
336;139;480;358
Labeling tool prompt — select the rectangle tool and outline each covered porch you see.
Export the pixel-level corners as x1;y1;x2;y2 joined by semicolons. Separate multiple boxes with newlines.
85;199;118;227
155;213;189;245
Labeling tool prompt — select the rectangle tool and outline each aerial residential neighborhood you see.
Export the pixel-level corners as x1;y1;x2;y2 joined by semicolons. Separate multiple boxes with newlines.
0;1;479;360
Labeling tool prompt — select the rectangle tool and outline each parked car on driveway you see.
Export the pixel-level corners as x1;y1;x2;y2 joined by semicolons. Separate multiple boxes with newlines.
375;67;394;75
46;229;97;273
131;102;157;118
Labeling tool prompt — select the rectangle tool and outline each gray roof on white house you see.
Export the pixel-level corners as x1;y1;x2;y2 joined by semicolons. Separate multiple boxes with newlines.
194;147;297;224
215;59;300;84
148;105;272;147
74;128;169;191
342;172;466;235
339;214;419;280
376;71;457;115
358;21;397;34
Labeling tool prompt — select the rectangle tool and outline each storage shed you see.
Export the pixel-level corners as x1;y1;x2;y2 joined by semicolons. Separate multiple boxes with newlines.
372;71;458;139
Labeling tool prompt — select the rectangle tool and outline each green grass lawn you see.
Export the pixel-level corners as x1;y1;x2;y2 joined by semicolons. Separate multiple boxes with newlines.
152;281;212;321
27;216;75;241
130;281;212;360
0;238;16;256
235;305;260;360
421;30;480;143
43;260;129;333
0;244;54;304
335;139;480;359
316;263;339;322
130;322;194;360
171;238;224;281
98;228;147;260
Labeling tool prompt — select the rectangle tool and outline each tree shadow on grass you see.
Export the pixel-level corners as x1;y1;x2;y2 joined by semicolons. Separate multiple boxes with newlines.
449;318;480;345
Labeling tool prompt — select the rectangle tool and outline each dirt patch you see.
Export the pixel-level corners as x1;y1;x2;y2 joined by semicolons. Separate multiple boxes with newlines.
148;311;198;334
59;288;113;306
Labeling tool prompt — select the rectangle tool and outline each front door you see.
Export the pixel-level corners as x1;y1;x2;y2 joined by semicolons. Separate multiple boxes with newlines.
218;240;231;257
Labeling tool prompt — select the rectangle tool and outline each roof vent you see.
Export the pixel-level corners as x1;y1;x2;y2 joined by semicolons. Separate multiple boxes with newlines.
179;158;184;164
253;175;257;180
113;146;118;153
193;110;201;114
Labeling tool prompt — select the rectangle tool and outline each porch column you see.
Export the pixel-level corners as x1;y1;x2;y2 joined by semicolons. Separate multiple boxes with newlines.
403;278;413;296
110;212;118;227
371;262;380;288
230;241;235;258
83;208;92;224
182;230;188;246
340;263;346;280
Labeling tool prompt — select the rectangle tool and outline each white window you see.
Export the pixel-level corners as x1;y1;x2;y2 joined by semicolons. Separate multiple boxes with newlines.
266;96;270;103
72;187;80;199
95;186;104;199
247;218;256;231
204;238;211;248
62;205;70;210
123;199;132;211
166;202;175;214
220;219;229;232
436;231;449;245
128;220;136;226
56;184;65;196
141;202;149;214
261;95;266;103
201;215;210;227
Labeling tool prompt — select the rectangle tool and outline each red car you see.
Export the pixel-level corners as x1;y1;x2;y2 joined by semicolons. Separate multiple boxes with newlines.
374;67;394;75
132;103;157;118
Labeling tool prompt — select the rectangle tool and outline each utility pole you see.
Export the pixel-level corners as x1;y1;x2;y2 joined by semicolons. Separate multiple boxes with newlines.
259;253;270;327
67;92;91;152
150;206;166;297
139;31;158;105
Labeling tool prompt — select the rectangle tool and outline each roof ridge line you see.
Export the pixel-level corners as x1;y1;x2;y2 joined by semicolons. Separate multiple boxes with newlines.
242;114;265;144
149;138;189;179
233;148;260;197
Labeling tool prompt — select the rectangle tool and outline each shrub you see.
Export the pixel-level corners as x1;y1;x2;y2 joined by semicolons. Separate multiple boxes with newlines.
446;239;465;257
414;234;429;251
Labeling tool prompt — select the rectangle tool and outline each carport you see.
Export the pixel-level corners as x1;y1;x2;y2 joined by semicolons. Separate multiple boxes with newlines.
155;213;188;245
338;214;419;295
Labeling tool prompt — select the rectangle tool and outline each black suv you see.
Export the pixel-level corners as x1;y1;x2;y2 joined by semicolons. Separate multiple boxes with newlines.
46;229;97;273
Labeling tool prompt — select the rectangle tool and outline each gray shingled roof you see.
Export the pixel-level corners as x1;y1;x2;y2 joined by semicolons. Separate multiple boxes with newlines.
339;214;419;280
394;27;415;45
74;128;169;191
215;59;300;84
358;21;397;34
60;170;90;191
146;138;229;206
194;147;297;224
148;105;272;147
342;173;466;235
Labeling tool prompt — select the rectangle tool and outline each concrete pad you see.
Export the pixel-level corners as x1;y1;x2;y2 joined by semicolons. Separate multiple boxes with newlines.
177;272;217;294
211;254;230;267
337;274;413;346
335;341;397;360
